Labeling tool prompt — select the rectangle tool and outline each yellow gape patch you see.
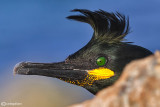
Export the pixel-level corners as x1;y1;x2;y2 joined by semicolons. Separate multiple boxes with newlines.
88;67;114;80
61;67;114;86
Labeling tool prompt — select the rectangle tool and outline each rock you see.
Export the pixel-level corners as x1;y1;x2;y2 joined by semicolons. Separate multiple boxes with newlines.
70;51;160;107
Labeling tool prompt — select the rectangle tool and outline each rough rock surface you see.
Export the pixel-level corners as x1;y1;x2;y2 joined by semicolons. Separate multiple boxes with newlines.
71;51;160;107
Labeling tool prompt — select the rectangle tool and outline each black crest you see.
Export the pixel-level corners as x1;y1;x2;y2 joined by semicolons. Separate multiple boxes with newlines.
67;9;130;44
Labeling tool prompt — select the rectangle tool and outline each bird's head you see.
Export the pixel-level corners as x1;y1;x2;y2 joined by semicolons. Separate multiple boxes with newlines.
14;9;152;94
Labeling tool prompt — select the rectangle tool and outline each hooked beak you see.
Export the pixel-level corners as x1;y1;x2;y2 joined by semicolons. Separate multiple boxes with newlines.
14;62;88;81
14;62;114;86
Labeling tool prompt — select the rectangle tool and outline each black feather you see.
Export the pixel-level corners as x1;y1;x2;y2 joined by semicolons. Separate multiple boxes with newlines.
67;9;130;43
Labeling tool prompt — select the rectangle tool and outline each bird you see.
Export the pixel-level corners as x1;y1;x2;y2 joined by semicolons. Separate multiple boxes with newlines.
14;9;152;95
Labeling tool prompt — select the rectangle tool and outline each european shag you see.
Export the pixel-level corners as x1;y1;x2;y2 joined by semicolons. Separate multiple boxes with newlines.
14;9;152;94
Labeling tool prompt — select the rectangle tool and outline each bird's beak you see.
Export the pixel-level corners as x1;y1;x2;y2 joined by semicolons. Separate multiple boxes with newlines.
14;62;114;86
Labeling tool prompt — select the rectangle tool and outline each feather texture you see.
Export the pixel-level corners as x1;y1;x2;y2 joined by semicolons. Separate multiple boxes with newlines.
67;9;130;43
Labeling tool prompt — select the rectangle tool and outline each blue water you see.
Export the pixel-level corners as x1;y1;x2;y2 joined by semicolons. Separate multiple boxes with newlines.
0;0;160;106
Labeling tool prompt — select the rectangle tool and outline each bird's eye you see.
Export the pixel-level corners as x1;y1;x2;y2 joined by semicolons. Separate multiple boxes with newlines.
96;57;107;66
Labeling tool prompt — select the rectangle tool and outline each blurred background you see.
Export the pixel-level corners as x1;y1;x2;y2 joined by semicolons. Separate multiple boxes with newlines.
0;0;160;107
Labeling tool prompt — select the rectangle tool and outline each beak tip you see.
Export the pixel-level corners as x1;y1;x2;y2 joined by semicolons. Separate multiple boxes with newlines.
13;62;28;75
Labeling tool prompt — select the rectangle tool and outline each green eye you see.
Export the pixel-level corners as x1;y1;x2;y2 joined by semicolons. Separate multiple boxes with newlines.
96;57;107;66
